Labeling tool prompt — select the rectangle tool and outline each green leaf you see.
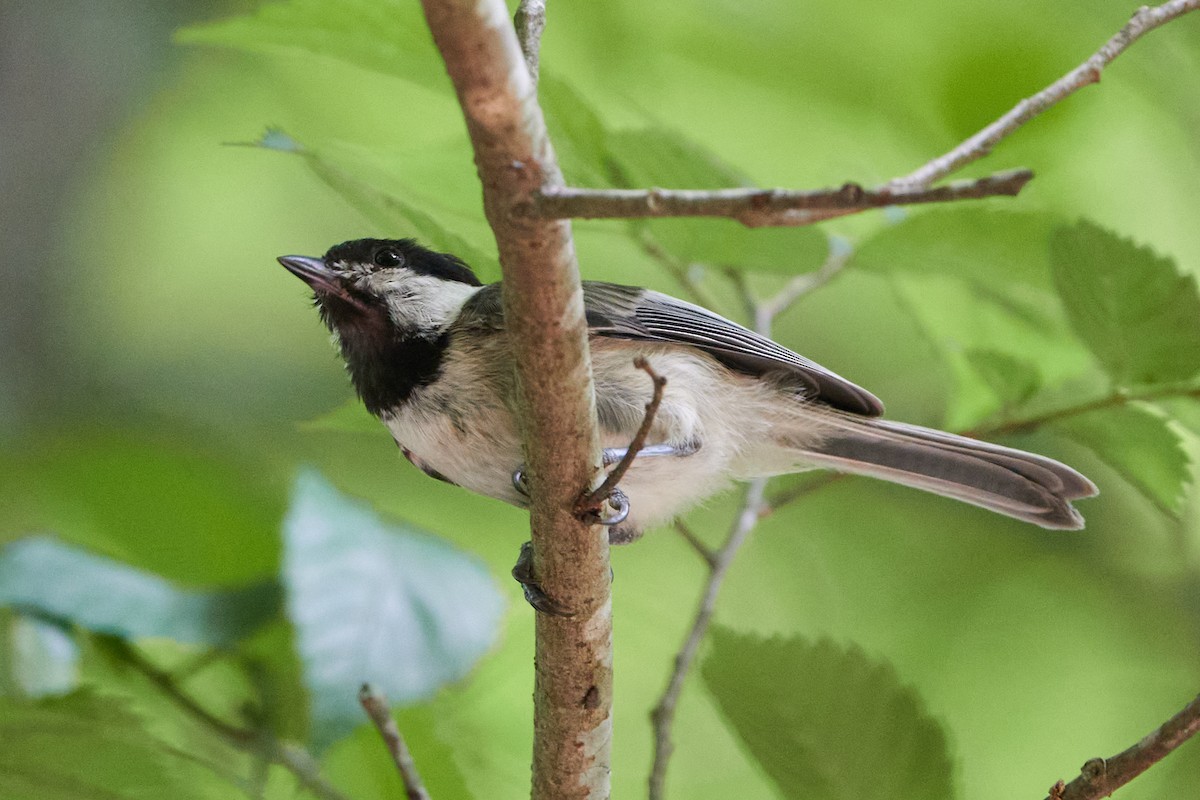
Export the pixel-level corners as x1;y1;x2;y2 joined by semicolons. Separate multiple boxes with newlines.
854;207;1063;290
0;537;281;646
283;470;505;747
0;429;282;585
1049;221;1200;386
258;132;501;279
964;348;1041;411
0;692;211;800
177;0;447;89
607;128;749;190
299;398;383;435
540;75;612;188
1156;396;1200;439
1054;404;1191;515
702;628;957;800
607;128;826;274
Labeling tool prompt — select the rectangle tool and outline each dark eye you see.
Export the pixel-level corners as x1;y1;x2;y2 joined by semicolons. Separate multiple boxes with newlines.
373;247;403;268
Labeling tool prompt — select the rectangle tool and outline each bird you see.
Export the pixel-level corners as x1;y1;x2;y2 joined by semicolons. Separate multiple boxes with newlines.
278;237;1097;547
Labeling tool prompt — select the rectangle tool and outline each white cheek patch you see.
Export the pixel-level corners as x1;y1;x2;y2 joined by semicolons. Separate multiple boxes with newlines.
371;271;481;331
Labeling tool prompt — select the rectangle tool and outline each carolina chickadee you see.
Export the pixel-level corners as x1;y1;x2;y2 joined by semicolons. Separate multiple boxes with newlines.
279;238;1096;542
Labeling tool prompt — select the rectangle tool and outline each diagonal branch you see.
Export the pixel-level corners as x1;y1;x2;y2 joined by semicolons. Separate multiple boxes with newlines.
417;3;611;800
895;0;1200;189
1044;693;1200;800
359;685;431;800
113;640;351;800
534;169;1032;228
649;478;767;800
648;272;806;799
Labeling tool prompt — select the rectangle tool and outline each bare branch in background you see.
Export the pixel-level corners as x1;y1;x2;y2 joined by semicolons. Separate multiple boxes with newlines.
513;0;547;87
1044;693;1200;800
895;0;1200;189
649;478;768;800
114;641;351;800
359;685;432;800
752;246;852;331
534;169;1032;228
648;265;823;798
417;2;611;799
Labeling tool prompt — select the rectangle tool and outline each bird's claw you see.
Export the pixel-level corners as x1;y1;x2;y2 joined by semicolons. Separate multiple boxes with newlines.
511;541;573;616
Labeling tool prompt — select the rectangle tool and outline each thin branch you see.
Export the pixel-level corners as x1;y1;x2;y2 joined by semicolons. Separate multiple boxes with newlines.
673;520;718;568
754;246;852;331
635;228;725;311
894;0;1200;189
648;276;796;798
113;641;350;800
578;358;667;515
513;0;546;88
967;384;1200;438
359;685;432;800
648;478;768;800
534;169;1033;228
418;3;611;800
1044;693;1200;800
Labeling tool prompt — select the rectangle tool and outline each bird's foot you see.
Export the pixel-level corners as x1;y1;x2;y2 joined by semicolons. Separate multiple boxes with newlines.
511;541;573;616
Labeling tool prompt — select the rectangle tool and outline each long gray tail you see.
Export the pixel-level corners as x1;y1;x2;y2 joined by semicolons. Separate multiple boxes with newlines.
798;417;1097;529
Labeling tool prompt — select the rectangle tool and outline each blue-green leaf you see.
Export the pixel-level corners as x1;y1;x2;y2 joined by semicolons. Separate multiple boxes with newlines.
1049;221;1200;387
283;470;505;748
0;537;281;646
7;615;78;698
703;628;957;800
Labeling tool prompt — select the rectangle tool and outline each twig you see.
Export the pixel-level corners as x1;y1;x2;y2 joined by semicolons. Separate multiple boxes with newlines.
1043;693;1200;800
754;248;852;330
513;0;546;88
418;3;611;799
359;684;432;800
648;478;768;800
635;228;725;311
763;472;845;516
578;358;667;515
648;271;795;798
894;0;1200;188
114;641;350;800
673;521;718;568
966;384;1200;438
534;169;1033;228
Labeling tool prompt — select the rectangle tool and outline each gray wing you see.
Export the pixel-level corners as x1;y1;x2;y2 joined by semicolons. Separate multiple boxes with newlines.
454;282;884;416
583;282;884;416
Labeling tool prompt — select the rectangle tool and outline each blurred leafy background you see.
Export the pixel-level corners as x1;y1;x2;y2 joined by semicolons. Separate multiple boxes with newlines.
3;0;1200;798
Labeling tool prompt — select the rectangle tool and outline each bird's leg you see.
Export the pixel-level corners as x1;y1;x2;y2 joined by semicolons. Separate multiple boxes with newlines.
601;440;700;465
512;467;632;526
510;440;700;496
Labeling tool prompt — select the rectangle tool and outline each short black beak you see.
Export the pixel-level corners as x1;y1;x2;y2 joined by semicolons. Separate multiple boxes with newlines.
278;255;337;293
